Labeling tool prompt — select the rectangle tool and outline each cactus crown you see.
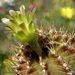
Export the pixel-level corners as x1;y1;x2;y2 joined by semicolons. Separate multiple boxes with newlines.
2;5;36;42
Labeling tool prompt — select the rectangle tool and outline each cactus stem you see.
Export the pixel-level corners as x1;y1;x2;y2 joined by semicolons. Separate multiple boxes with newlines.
28;36;42;55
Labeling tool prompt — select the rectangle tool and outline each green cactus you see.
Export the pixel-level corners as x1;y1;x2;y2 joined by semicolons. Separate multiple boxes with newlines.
2;5;75;75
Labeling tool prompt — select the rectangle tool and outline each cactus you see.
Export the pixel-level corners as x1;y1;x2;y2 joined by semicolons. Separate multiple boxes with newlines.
2;5;75;75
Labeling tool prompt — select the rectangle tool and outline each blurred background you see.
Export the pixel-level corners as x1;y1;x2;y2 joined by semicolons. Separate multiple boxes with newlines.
0;0;75;75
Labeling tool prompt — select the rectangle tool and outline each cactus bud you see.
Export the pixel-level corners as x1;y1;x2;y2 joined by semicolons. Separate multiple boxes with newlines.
2;5;36;42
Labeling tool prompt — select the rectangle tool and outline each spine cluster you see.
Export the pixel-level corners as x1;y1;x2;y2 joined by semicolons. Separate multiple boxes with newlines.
11;45;34;75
